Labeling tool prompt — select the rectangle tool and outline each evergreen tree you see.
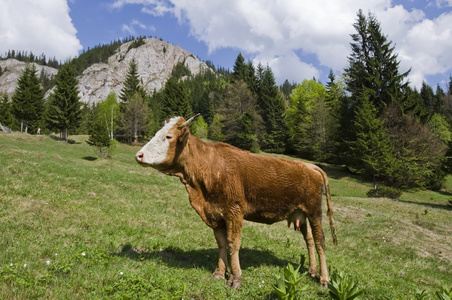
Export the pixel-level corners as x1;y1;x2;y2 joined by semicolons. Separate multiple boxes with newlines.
232;53;247;82
221;80;261;152
344;10;409;115
420;81;436;118
161;77;193;119
255;64;287;153
11;64;44;133
325;71;346;162
351;93;395;188
0;93;15;129
280;79;297;100
119;59;146;108
47;63;81;141
340;10;411;180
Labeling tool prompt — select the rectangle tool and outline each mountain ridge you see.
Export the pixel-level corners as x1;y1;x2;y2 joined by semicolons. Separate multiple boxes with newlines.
0;37;210;105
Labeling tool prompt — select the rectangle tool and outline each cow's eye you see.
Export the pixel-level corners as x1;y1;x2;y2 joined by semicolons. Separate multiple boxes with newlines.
166;135;172;140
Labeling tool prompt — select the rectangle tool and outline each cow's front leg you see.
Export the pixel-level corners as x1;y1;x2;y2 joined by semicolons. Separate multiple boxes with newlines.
300;220;318;277
211;225;227;280
226;215;243;289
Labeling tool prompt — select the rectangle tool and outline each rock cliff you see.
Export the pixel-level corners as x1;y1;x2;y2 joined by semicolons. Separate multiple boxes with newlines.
0;38;210;105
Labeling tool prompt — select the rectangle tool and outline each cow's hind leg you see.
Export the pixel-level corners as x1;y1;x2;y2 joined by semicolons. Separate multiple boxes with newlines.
300;221;318;277
309;216;329;288
211;225;228;280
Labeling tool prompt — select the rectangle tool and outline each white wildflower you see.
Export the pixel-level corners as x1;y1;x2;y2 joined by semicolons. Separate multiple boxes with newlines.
120;272;123;275
23;264;27;267
46;261;50;265
82;252;86;256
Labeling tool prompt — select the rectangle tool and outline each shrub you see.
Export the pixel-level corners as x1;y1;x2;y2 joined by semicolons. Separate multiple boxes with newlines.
366;186;402;199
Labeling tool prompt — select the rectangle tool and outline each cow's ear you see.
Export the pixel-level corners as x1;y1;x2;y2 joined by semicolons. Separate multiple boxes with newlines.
178;126;190;146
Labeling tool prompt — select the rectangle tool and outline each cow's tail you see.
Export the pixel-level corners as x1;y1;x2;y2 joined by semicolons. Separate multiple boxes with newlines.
314;165;337;246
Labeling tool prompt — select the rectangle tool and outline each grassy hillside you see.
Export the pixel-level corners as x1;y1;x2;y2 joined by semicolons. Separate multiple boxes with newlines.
0;132;451;299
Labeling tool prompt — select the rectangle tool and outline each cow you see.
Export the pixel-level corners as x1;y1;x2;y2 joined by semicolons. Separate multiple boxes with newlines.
135;114;337;288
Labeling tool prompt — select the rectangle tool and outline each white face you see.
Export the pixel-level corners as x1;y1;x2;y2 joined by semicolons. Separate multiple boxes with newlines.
136;117;181;166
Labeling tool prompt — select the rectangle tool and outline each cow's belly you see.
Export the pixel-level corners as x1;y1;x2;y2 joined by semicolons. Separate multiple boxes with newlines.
244;211;286;224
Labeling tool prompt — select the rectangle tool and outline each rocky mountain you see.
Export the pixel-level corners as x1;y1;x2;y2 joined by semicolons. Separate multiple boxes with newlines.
0;37;210;105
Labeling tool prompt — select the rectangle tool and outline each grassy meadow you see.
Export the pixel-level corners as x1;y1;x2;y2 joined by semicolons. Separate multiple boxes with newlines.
0;132;451;299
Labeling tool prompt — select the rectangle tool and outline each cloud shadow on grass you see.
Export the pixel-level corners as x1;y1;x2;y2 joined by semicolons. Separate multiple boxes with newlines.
113;243;298;272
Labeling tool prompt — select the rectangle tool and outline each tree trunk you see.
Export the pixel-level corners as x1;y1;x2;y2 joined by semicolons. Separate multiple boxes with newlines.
62;127;68;142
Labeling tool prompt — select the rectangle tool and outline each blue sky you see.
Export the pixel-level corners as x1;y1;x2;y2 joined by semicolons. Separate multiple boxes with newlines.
1;0;452;89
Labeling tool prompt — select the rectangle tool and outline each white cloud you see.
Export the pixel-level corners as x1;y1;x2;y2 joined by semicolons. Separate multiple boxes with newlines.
121;19;155;35
113;0;452;88
0;0;82;61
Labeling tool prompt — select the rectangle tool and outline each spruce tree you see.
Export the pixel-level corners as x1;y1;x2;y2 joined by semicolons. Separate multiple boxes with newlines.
232;53;247;82
344;10;409;115
119;59;146;109
161;77;193;119
351;93;395;188
221;80;261;152
255;65;287;153
0;93;15;129
11;64;44;133
47;63;81;141
340;10;410;180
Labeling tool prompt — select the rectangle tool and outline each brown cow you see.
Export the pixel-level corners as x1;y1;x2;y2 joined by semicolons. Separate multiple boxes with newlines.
135;114;337;288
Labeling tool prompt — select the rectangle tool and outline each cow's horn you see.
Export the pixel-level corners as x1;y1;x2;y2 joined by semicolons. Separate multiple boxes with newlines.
179;113;201;128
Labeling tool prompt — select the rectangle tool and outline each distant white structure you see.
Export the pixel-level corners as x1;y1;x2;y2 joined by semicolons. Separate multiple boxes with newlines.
0;122;13;133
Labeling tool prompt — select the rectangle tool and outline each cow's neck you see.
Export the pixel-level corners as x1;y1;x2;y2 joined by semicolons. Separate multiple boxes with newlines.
177;135;209;185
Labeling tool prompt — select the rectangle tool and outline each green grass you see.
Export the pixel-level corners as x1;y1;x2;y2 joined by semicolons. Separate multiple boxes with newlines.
0;132;451;299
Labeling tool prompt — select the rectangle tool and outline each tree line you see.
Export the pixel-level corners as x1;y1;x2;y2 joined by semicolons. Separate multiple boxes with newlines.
1;10;452;191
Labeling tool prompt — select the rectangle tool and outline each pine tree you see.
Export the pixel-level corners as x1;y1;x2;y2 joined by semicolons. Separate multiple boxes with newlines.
0;92;15;129
351;93;395;188
161;77;193;119
119;59;146;109
221;80;261;152
340;10;410;177
11;64;44;133
255;65;287;153
232;53;247;82
344;10;409;115
47;63;81;141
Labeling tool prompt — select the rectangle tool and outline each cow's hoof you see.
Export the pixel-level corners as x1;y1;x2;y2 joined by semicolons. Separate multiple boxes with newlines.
308;269;317;278
211;269;225;280
226;275;241;289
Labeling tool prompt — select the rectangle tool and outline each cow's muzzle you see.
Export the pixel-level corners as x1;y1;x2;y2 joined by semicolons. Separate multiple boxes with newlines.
135;152;144;163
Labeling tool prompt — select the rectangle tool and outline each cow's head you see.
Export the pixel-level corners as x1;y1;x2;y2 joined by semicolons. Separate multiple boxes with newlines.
135;114;200;170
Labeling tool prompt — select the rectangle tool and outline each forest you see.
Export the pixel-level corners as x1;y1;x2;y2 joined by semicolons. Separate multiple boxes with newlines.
1;11;452;193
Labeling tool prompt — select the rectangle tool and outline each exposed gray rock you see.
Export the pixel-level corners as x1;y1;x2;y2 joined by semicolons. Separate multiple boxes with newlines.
0;59;58;97
0;37;210;105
